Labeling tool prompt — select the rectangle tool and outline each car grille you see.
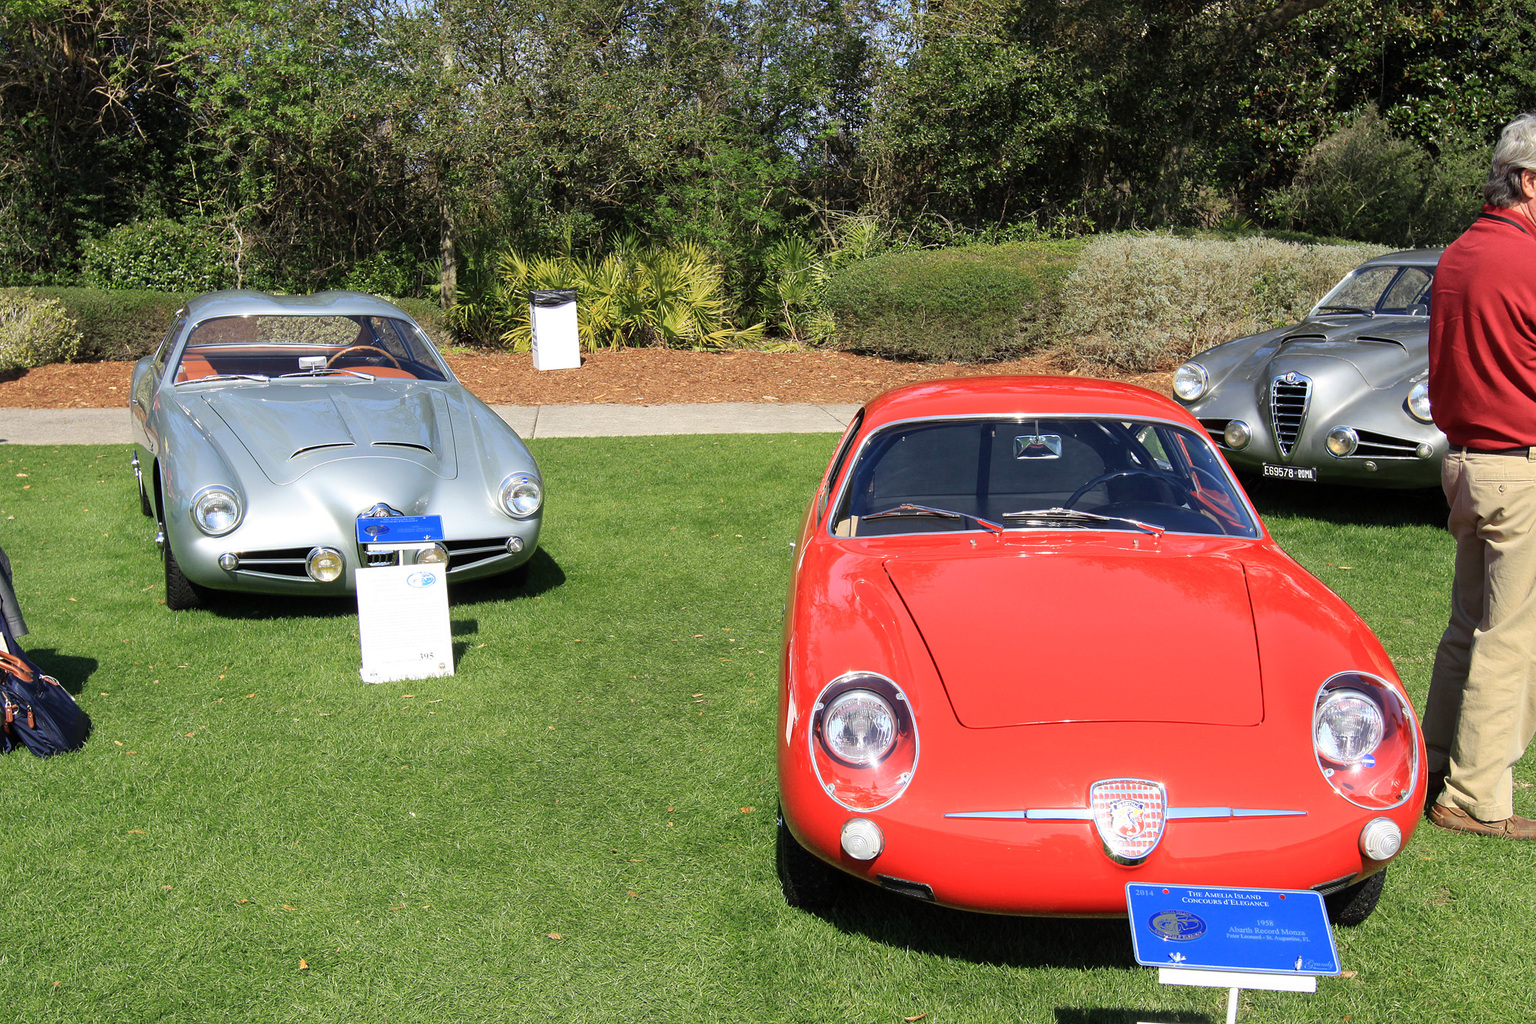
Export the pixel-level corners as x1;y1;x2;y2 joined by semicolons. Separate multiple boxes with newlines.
1197;418;1228;447
444;537;514;573
1345;428;1424;460
1270;375;1311;456
227;547;313;580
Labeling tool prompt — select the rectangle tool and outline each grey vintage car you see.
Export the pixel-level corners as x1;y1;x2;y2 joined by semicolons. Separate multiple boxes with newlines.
130;290;543;609
1172;249;1446;488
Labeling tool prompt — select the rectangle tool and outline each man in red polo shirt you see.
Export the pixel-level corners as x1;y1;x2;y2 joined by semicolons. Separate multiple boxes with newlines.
1425;112;1536;839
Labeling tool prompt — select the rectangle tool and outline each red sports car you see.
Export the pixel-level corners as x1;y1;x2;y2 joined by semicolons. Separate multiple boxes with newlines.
777;376;1424;924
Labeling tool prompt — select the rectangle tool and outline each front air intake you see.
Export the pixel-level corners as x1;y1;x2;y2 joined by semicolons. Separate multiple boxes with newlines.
1270;375;1312;456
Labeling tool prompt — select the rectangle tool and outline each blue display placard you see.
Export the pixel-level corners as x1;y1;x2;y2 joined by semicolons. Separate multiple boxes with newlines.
1126;883;1341;977
355;514;444;544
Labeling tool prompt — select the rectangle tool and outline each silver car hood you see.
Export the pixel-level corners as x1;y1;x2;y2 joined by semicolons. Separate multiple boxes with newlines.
1268;316;1426;388
195;384;458;485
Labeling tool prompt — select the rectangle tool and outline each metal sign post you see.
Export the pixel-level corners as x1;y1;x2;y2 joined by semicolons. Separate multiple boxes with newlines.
1126;883;1341;1024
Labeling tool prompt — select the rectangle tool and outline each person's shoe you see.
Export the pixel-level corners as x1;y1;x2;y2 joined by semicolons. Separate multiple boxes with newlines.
1428;803;1536;839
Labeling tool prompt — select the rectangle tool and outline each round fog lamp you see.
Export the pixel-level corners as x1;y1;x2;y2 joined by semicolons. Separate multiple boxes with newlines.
840;818;884;861
306;546;345;583
217;552;239;571
415;543;449;566
1359;817;1402;861
506;536;525;554
1326;426;1359;457
1223;419;1252;450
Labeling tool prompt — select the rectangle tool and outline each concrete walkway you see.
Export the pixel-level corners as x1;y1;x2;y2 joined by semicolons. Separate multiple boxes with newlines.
0;402;860;445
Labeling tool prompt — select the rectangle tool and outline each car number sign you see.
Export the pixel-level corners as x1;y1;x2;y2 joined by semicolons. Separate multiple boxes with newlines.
1260;463;1316;482
355;514;444;545
355;563;454;684
1126;883;1340;977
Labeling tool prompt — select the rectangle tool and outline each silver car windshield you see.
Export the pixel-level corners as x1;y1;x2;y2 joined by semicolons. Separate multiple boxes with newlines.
172;314;450;384
1311;264;1433;317
832;417;1258;538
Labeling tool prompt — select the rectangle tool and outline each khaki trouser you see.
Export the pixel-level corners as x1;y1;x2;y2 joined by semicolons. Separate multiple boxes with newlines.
1424;449;1536;820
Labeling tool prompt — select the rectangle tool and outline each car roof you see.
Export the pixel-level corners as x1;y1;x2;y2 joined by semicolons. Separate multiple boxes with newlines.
182;290;418;326
860;375;1203;431
1357;248;1442;268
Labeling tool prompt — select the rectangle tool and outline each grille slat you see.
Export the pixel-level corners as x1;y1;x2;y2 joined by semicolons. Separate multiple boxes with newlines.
1270;375;1312;456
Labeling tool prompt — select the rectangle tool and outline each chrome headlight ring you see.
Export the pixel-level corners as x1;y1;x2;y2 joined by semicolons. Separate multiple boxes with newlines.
1173;363;1208;402
1407;379;1434;423
498;472;543;518
190;485;243;536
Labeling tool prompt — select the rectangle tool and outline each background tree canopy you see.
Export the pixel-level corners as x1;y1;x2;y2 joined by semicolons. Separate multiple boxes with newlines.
2;0;1532;301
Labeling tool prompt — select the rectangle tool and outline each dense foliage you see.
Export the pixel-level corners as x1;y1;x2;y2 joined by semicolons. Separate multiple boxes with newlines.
3;0;1533;337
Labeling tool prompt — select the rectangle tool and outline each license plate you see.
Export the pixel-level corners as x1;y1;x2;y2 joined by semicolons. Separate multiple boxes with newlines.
1261;463;1316;482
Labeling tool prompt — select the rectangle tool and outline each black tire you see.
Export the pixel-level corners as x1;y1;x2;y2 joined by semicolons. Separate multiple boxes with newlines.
1325;868;1386;927
163;541;208;611
776;813;845;912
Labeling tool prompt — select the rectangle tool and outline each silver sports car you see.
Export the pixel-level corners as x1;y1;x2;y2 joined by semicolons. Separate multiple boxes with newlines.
1172;249;1446;488
129;290;543;609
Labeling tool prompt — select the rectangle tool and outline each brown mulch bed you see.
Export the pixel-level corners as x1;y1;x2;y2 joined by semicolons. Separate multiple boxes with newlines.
0;348;1173;410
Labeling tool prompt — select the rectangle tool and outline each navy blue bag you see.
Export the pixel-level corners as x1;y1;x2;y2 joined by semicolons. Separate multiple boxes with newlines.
0;628;89;757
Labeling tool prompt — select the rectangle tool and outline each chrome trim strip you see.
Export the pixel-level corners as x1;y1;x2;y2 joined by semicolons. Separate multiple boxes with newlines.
945;806;1306;821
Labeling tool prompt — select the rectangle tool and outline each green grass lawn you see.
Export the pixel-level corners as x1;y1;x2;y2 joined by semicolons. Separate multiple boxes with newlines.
0;439;1530;1023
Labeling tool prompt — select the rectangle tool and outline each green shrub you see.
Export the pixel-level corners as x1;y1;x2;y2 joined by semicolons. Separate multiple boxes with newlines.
1055;234;1392;373
823;241;1082;362
20;288;189;362
79;218;237;292
477;239;765;352
346;248;425;298
0;291;83;371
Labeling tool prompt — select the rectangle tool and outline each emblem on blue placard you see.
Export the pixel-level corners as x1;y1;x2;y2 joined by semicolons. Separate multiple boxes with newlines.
1149;910;1206;941
406;572;437;588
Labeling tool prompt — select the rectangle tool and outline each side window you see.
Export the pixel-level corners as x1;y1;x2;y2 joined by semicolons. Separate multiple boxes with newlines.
152;313;187;381
818;409;864;521
1380;267;1433;314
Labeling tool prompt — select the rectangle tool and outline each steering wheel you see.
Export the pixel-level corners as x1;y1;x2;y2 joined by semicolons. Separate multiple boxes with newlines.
326;344;400;368
1065;469;1186;509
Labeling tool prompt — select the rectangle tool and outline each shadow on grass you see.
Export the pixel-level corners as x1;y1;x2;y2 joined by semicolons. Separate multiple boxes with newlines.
1245;479;1447;528
23;647;98;695
185;549;566;621
819;882;1138;971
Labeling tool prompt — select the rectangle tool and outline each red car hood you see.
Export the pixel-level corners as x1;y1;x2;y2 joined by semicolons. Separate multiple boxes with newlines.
884;549;1262;728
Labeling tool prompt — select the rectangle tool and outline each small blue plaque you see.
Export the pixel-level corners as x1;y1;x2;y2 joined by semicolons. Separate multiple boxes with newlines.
355;514;444;544
1126;883;1341;977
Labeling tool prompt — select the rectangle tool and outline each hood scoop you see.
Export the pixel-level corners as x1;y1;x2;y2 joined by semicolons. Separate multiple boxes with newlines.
201;385;455;485
885;551;1263;728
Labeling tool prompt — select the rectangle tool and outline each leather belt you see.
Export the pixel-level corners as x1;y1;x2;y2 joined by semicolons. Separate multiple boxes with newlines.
1454;444;1536;456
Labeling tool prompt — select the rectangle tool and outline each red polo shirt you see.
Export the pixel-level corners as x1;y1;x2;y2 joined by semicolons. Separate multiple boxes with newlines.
1428;204;1536;448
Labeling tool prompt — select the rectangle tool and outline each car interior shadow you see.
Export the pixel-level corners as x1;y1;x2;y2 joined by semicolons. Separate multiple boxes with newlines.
1243;480;1447;529
18;648;98;696
811;882;1138;971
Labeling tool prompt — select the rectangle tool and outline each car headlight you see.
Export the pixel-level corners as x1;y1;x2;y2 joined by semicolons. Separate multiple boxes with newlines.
810;672;918;812
191;486;242;536
1173;363;1208;402
498;472;542;518
1313;672;1419;809
1407;379;1433;423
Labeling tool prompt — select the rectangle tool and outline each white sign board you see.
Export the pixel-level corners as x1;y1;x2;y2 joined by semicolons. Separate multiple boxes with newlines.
530;290;581;371
355;563;454;683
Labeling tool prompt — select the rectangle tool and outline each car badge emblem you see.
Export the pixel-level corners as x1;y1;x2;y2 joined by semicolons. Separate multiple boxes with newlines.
1090;779;1166;865
1283;371;1300;383
360;502;404;519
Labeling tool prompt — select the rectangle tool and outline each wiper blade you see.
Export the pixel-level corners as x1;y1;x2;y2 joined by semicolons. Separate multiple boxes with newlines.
176;373;270;384
1001;507;1164;536
277;368;376;381
862;503;1004;534
1315;304;1375;317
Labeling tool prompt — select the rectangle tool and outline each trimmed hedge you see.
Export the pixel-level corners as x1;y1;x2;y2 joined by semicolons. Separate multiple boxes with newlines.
1054;235;1394;373
823;241;1083;362
0;292;82;371
16;288;192;362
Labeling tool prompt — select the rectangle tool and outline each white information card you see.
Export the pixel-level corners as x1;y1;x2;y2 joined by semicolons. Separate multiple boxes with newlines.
355;563;455;683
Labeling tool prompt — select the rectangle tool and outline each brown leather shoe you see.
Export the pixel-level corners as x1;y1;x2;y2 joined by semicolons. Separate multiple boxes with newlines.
1428;803;1536;839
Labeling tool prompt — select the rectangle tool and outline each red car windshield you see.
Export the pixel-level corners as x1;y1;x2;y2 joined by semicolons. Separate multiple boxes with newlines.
833;417;1258;538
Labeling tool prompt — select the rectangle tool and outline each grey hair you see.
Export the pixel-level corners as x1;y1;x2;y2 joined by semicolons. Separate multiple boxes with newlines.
1485;113;1536;206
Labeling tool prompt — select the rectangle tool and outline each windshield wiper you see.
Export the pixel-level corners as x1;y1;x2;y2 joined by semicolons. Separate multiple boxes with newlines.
1315;304;1375;317
176;373;269;385
277;368;377;381
1001;507;1164;536
862;503;1004;534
